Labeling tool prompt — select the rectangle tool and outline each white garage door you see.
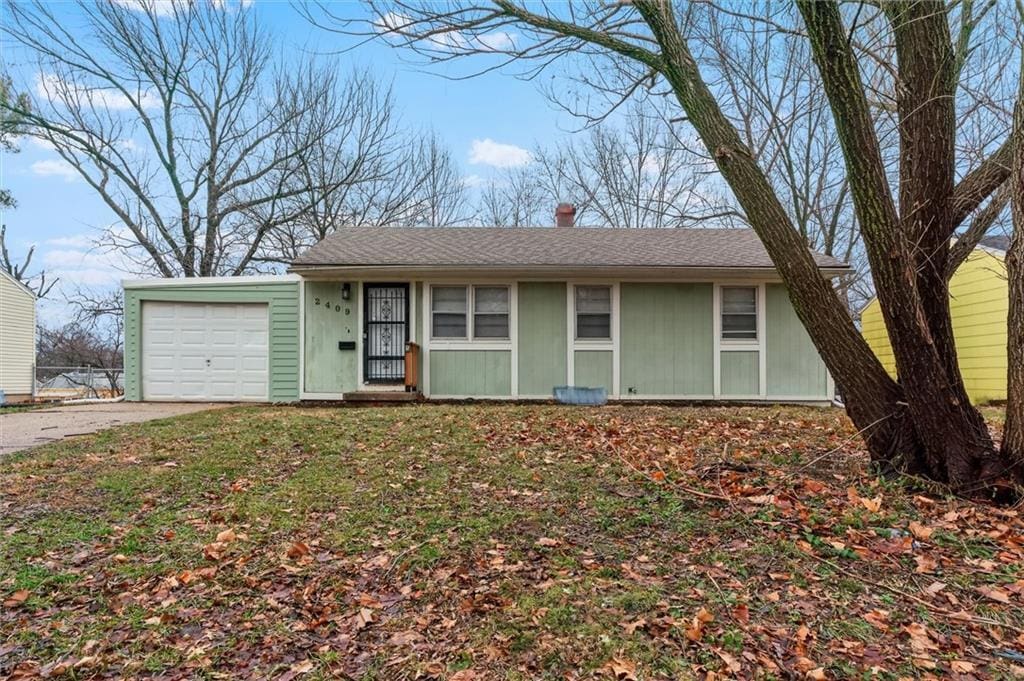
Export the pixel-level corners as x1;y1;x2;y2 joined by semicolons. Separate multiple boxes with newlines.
141;302;269;401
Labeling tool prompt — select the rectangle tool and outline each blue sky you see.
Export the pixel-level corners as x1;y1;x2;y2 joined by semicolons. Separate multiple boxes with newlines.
0;1;579;313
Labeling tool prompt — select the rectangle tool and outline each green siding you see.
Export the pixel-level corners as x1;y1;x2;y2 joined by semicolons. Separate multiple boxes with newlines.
303;281;358;394
124;280;300;402
430;350;511;396
720;351;759;396
574;351;612;391
766;284;828;397
518;282;567;396
620;283;713;396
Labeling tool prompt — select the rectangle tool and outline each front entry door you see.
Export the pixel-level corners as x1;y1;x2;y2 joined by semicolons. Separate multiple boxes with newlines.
363;284;409;384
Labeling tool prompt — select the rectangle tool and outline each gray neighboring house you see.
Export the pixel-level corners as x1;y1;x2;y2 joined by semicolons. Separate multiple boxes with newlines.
0;269;37;402
122;206;848;404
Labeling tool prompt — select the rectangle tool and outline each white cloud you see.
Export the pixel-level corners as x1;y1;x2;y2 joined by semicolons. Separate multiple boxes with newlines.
110;0;252;16
111;0;176;16
35;73;162;112
461;174;488;188
45;234;93;248
40;234;134;291
468;139;532;169
31;159;80;182
28;137;57;152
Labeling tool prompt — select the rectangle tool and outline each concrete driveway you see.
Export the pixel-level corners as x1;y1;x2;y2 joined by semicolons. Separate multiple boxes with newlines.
0;402;229;457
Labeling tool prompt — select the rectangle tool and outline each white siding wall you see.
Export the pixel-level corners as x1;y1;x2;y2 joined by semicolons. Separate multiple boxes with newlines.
0;273;37;396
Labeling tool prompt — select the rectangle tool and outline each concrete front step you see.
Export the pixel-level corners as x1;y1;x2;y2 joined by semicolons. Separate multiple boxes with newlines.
342;391;421;403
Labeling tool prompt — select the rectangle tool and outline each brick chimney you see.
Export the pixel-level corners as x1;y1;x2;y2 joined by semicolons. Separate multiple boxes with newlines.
555;202;576;228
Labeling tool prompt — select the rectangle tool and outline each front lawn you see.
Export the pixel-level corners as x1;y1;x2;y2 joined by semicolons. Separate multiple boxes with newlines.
2;405;1022;679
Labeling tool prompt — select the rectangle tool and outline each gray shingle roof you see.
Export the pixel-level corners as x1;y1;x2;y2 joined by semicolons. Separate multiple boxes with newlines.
979;235;1010;252
290;227;848;271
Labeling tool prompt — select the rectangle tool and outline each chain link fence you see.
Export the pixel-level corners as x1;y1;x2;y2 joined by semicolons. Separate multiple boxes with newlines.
35;366;124;400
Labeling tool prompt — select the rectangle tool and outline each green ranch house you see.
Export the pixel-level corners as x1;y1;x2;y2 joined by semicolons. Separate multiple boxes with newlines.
122;205;844;404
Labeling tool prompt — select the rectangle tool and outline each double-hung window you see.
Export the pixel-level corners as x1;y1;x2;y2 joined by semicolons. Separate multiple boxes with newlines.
431;285;510;340
431;286;468;339
473;286;510;338
721;286;758;341
575;285;612;340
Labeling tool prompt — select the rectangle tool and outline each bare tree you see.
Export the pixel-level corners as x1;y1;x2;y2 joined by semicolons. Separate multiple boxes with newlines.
0;0;373;277
478;104;740;228
1004;0;1024;475
535;104;741;228
478;164;551;227
0;224;56;298
37;287;124;396
309;1;1024;493
1;74;31;209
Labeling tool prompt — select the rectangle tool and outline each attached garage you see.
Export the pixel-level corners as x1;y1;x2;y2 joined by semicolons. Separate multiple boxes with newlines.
123;276;300;403
141;302;270;401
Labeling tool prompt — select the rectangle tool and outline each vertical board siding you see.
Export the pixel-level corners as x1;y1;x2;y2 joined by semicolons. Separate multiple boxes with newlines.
304;281;358;394
574;351;613;391
430;350;511;396
765;284;828;397
517;282;567;396
620;283;713;396
862;249;1008;404
124;281;300;402
721;351;759;396
0;275;36;395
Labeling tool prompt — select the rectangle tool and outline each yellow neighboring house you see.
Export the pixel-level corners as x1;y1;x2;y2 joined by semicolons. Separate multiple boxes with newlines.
861;236;1009;405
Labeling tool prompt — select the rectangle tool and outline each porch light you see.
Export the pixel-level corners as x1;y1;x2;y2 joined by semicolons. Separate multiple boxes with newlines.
341;282;351;300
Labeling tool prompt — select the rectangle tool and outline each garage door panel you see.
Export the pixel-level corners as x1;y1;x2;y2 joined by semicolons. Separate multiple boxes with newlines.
240;356;266;371
142;301;269;401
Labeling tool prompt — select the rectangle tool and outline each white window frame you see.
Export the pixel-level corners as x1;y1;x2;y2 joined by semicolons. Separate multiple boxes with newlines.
426;283;514;350
719;285;759;344
573;284;614;342
713;281;767;400
472;285;512;340
430;284;471;340
566;281;620;397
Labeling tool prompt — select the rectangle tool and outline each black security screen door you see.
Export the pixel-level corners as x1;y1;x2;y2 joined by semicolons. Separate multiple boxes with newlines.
363;284;409;383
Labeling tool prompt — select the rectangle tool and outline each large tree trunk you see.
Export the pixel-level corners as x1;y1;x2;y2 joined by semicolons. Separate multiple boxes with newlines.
1003;39;1024;475
473;0;1018;495
630;1;923;469
795;0;1013;493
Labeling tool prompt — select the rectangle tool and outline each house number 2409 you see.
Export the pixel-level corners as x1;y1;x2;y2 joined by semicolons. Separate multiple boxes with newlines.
314;298;342;312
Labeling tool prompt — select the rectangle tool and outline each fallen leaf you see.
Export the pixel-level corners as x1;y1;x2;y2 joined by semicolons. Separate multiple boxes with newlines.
287;541;310;559
535;537;561;547
908;520;933;540
603;657;637;680
449;671;478;681
352;607;375;630
3;590;30;608
914;554;938;574
620;618;646;635
863;609;890;631
977;585;1011;604
289;659;314;675
950;660;975;673
685;607;714;642
216;528;237;543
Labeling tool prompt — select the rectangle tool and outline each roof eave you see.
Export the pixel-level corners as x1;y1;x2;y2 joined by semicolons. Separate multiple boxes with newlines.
289;263;851;280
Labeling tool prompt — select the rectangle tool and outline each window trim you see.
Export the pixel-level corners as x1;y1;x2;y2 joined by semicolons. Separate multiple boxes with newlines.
573;284;613;342
471;285;511;340
430;285;469;340
427;283;514;348
719;285;759;344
